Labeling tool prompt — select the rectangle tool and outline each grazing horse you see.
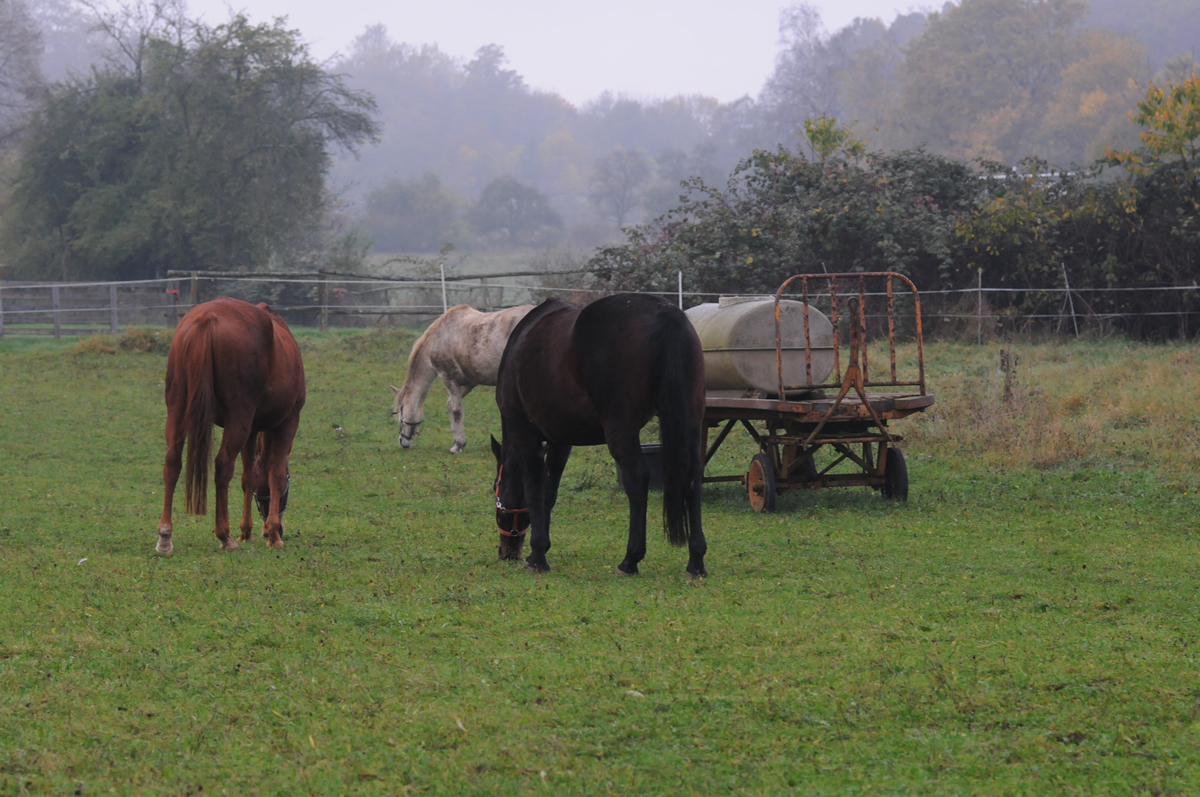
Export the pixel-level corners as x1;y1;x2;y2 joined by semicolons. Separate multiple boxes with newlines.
155;298;306;554
391;304;533;453
491;294;708;577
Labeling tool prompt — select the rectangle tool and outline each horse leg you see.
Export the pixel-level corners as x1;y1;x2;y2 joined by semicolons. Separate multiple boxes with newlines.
521;445;553;573
261;418;299;549
237;435;258;543
156;411;186;554
686;455;708;578
445;381;471;454
543;443;572;514
213;420;252;551
609;430;649;576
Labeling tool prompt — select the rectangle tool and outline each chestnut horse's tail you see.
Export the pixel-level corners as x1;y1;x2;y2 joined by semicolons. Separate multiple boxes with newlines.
182;318;217;515
652;307;704;547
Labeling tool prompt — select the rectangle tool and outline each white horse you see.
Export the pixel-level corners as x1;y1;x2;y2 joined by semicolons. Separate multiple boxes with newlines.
391;304;534;453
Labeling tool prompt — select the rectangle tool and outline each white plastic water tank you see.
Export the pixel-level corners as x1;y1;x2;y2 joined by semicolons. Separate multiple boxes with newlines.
685;297;834;394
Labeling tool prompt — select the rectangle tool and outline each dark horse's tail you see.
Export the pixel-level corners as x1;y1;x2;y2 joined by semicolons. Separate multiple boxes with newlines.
182;318;216;515
652;306;704;547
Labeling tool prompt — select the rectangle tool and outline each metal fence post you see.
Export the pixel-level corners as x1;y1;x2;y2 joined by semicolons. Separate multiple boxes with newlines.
190;272;199;310
318;270;328;332
0;283;5;338
109;283;119;333
52;284;62;339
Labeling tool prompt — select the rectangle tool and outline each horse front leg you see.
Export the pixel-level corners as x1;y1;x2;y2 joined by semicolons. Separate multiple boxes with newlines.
609;432;649;576
156;412;186;554
543;443;573;514
213;420;252;551
237;435;259;543
445;381;472;454
521;448;553;574
261;419;299;549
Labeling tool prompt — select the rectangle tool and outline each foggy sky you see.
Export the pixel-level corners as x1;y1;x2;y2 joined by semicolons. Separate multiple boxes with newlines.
184;0;917;105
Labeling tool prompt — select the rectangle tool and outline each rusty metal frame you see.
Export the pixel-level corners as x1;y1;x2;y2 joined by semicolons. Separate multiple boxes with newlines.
704;271;932;495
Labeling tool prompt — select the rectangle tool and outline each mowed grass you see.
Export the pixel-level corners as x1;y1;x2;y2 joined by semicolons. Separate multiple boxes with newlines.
1;329;1199;795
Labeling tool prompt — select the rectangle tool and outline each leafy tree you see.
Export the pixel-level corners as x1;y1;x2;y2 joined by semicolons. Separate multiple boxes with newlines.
1;9;378;280
467;176;561;245
363;172;463;253
588;146;651;226
590;140;977;298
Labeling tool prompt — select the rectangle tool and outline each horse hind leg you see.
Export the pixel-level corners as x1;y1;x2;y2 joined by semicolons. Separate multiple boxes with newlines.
156;412;186;554
237;435;259;543
609;432;650;576
213;419;253;551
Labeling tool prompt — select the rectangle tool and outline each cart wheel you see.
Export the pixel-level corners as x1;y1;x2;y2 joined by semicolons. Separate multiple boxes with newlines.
747;453;776;512
882;447;908;501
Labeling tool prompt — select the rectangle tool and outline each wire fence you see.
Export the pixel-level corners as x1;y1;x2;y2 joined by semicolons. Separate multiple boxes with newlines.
1;270;1197;340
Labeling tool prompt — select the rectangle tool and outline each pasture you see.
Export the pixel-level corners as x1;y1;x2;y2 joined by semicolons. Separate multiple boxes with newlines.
1;328;1198;794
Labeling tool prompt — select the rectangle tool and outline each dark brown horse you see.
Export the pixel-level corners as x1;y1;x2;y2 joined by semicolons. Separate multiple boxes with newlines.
491;294;708;577
155;298;306;554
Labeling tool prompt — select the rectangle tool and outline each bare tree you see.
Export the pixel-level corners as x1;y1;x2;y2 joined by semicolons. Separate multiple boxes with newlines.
588;146;651;227
0;0;44;146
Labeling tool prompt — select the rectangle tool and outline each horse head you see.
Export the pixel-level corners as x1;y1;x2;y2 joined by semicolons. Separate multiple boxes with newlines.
390;384;424;448
491;435;528;561
254;469;290;522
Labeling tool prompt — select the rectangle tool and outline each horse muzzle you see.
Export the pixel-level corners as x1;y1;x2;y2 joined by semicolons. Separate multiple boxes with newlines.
254;473;290;521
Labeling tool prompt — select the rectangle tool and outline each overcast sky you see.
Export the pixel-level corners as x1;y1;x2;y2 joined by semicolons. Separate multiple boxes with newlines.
185;0;926;106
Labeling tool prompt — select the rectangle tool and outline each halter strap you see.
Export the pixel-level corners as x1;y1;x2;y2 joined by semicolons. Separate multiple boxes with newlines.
494;465;529;537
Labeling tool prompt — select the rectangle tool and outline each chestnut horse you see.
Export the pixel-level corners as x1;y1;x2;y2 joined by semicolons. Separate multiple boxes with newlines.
391;304;533;453
155;298;306;554
491;294;708;577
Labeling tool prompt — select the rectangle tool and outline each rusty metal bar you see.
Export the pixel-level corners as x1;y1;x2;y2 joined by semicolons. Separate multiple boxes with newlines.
887;276;897;383
802;277;812;386
858;276;868;385
704;418;739;466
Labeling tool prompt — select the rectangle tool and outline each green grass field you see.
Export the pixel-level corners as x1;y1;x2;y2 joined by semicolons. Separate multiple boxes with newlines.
1;329;1198;794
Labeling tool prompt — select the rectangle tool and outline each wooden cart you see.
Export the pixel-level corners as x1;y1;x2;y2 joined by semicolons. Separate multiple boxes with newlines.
700;273;934;511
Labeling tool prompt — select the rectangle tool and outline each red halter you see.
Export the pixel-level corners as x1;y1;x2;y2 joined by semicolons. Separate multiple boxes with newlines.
494;465;529;537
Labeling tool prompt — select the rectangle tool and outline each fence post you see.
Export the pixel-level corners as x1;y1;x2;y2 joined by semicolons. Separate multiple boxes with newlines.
440;261;448;314
52;284;62;339
167;285;179;328
0;283;5;338
190;272;199;310
1061;262;1079;339
976;269;982;345
678;270;683;309
109;284;119;333
318;269;328;332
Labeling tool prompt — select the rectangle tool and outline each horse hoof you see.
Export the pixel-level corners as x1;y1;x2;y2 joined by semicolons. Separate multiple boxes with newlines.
221;539;240;552
155;539;173;555
449;445;464;454
687;568;707;579
617;565;638;577
524;560;550;574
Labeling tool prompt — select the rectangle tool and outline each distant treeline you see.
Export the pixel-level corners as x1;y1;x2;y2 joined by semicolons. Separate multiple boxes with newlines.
589;74;1200;340
330;0;1200;251
1;0;1197;302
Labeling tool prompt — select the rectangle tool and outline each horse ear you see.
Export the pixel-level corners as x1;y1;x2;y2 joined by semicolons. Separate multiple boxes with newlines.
390;385;401;396
490;435;503;463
